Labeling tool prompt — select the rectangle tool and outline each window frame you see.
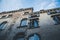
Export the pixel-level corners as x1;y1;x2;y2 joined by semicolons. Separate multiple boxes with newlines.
7;14;12;18
27;33;41;40
29;19;39;28
13;32;25;40
1;15;6;18
20;18;28;27
24;12;29;15
0;21;7;30
51;15;60;25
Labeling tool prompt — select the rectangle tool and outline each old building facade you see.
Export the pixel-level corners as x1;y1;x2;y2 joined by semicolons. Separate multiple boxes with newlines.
0;7;60;40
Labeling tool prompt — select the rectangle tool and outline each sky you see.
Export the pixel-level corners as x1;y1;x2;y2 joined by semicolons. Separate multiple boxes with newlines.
0;0;60;12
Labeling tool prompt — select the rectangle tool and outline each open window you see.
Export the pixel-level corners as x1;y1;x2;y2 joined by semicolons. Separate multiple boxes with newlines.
28;34;40;40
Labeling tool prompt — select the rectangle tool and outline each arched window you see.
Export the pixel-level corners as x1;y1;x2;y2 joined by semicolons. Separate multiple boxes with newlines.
20;18;27;27
28;34;40;40
0;21;7;30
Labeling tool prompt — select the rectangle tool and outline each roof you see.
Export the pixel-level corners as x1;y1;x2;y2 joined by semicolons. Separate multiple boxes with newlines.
0;7;33;14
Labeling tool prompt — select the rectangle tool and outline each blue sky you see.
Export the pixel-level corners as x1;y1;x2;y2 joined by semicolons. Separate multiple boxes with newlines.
0;0;60;12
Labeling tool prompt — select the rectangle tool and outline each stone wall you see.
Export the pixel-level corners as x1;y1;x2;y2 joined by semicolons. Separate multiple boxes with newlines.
0;7;60;40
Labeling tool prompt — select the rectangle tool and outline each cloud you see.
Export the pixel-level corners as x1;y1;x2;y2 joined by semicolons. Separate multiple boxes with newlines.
0;0;60;12
45;0;60;9
33;0;52;11
45;2;56;9
0;0;23;12
34;0;60;11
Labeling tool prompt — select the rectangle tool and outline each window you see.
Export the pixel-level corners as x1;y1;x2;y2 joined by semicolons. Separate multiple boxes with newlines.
20;18;27;27
2;15;6;18
0;16;2;19
7;14;12;18
47;12;51;15
24;12;29;15
28;34;40;40
48;12;57;15
52;15;60;25
0;21;7;30
13;32;25;40
29;19;39;28
48;10;60;15
34;20;38;27
55;10;60;13
29;15;39;18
